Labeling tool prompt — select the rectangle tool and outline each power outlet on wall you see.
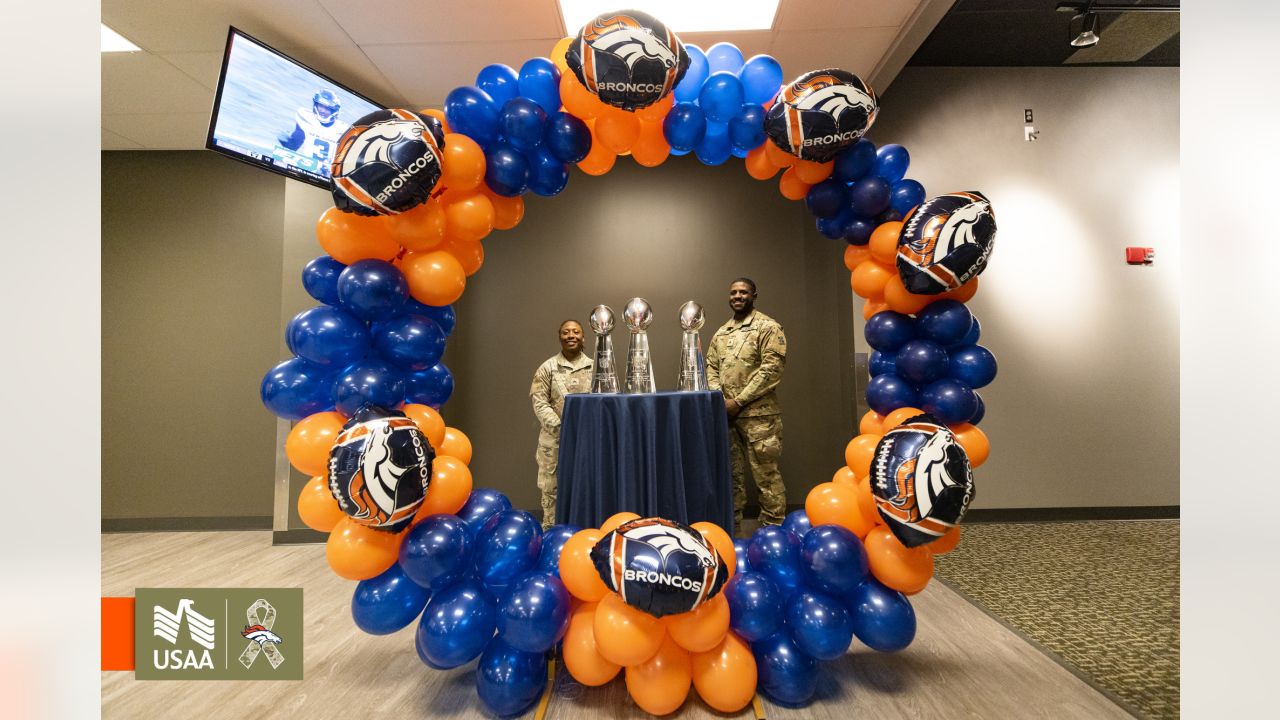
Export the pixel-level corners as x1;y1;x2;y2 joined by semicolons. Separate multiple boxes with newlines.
1024;108;1039;141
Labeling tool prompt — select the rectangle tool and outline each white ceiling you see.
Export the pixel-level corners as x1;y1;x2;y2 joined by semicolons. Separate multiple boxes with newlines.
102;0;951;150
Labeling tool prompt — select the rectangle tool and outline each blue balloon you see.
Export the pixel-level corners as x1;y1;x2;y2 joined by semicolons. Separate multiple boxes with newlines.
850;176;892;217
864;310;917;352
373;314;446;372
753;631;818;706
895;339;950;386
336;259;408;322
948;344;998;389
485;141;530;197
260;356;334;420
728;103;767;152
301;255;345;306
497;571;571;653
699;72;745;124
416;579;498;669
403;300;456;336
956;316;981;347
844;216;876;245
785;590;853;661
738;54;783;106
542;111;592;164
833;139;877;182
746;526;803;596
724;571;783;642
782;510;811;539
517;57;562;116
332;359;405;416
399;514;475;590
730;145;750;159
848;579;916;652
476;64;520;108
917;300;974;346
458;488;512;529
970;393;986;424
801;525;869;597
405;362;453;407
815;214;847;240
473;510;543;592
890;179;926;216
866;374;919;416
352;563;431;635
286;305;370;367
875;144;910;183
536;525;582;576
805;179;847;219
869;350;897;377
674;45;708;103
920;378;978;425
476;638;547;717
663;102;707;152
498;97;547;152
695;120;732;166
705;42;745;75
731;538;751;576
527;145;569;197
444;86;500;146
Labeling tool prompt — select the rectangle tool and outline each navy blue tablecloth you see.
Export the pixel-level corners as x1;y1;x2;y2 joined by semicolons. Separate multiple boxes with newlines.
557;391;733;530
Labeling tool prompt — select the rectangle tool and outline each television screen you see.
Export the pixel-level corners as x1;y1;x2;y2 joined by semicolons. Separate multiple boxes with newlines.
206;27;385;188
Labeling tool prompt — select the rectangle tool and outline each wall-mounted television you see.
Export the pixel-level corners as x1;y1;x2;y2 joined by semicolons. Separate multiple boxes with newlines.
205;27;385;188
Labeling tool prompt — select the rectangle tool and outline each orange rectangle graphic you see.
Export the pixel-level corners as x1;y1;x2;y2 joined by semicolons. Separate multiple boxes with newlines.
102;597;136;671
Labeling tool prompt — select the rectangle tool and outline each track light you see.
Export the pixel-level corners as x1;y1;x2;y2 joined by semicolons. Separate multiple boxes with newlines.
1070;13;1100;48
1056;2;1178;49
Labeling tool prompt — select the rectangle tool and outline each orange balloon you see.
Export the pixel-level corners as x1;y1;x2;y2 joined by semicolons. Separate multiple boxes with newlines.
855;475;882;528
560;73;600;120
285;411;345;476
631;119;670;168
692;631;756;712
595;592;666;667
483;188;524;230
777;166;811;201
601;511;641;534
928;526;962;555
665;593;729;653
690;522;735;579
595;108;641;154
439;426;473;465
625;634;692;716
763;140;797;168
945;275;980;303
402;403;446;449
832;466;857;488
844;244;872;271
636;93;675;122
326;517;403;580
850;260;893;299
806;481;873;538
859;409;886;435
577;121;617;176
444;193;494;243
560;529;610;602
864;525;934;594
442;235;484;277
950;422;990;467
419;108;451;134
883;406;926;431
844;433;882;477
551;37;574;73
562;601;622;686
863;298;889;321
401;250;466;306
793;158;834;184
386;198;446;252
884;274;931;315
315;207;399;265
869;221;904;264
744;145;778;180
440;133;486;192
298;475;344;532
416;454;472;518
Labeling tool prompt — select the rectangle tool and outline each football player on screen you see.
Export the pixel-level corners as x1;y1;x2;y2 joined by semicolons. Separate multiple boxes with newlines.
277;89;349;173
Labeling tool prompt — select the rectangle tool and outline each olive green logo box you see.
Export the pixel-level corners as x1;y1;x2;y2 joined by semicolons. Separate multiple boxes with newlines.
134;588;303;680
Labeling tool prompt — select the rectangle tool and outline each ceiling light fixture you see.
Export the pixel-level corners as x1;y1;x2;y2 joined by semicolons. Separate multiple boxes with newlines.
1055;2;1179;49
101;24;141;53
558;0;780;35
1069;13;1100;48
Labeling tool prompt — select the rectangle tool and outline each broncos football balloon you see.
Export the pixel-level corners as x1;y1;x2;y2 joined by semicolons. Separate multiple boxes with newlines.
566;10;690;111
897;191;997;295
589;517;728;618
329;109;446;216
871;413;975;548
765;68;879;163
328;405;434;533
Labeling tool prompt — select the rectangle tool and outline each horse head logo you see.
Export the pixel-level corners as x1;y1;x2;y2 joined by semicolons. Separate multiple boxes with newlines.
784;74;876;124
623;521;716;568
345;422;412;523
584;15;677;70
335;119;424;177
902;194;993;267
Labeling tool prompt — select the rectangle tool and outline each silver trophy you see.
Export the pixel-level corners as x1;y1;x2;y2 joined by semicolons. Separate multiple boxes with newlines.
623;297;656;393
588;305;620;393
676;301;707;391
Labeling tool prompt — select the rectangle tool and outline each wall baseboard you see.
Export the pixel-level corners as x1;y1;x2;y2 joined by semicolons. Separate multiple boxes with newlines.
747;504;1180;523
102;516;272;532
272;529;328;545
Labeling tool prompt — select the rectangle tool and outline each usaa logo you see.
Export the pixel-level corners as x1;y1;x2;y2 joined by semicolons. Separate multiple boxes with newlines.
151;598;216;670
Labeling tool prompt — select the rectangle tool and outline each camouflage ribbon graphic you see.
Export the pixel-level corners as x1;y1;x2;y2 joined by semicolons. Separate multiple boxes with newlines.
239;598;285;669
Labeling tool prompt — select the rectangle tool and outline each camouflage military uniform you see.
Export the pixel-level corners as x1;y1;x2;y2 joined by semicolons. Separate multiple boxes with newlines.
705;309;788;531
530;352;594;529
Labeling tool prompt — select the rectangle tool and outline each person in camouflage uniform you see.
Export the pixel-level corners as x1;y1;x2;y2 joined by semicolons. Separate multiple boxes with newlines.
530;319;594;529
706;278;788;533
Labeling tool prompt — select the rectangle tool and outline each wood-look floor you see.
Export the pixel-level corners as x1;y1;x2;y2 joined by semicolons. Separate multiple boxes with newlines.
102;532;1132;719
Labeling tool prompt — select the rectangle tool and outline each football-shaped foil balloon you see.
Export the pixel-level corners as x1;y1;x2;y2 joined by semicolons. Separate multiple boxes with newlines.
871;414;974;548
330;109;446;216
566;10;690;111
590;517;728;618
897;191;997;294
328;404;434;533
765;68;878;162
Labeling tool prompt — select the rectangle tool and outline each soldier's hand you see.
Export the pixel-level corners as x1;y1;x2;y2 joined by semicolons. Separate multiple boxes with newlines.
725;397;741;417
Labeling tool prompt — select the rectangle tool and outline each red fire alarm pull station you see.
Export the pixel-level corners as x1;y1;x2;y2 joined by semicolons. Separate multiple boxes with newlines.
1125;247;1155;265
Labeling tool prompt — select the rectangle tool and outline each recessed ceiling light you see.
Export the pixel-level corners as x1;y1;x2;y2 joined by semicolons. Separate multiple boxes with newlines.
558;1;780;35
102;24;141;53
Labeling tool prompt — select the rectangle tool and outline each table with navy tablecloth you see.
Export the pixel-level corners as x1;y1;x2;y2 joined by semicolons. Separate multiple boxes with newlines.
556;390;734;530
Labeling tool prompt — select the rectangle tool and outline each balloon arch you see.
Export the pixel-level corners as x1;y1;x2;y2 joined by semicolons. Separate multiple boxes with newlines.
261;11;998;717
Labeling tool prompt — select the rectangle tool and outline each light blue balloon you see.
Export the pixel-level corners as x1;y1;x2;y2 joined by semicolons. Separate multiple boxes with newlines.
699;72;745;123
674;44;708;103
738;54;784;105
706;42;745;75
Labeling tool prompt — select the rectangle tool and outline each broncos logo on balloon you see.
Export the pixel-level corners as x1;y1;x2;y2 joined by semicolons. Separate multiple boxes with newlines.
622;519;717;568
900;193;995;270
782;73;877;124
876;422;972;538
336;418;420;527
333;115;429;179
583;14;678;70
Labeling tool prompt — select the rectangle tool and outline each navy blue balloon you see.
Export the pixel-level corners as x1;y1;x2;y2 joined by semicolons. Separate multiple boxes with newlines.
875;144;910;183
695;120;732;166
476;638;547;717
444;86;500;146
403;300;456;336
517;57;561;116
801;525;869;597
746;526;803;596
416;579;498;669
728;103;767;152
497;571;571;653
484;141;530;197
527;145;569;197
724;571;783;642
866;374;919;416
301;255;345;305
286;305;370;367
869;350;897;377
405;362;453;408
476;64;520;107
458;488;512;529
920;378;978;425
815;214;847;240
663;102;707;152
970;393;986;424
352;563;431;635
844;216;876;245
890;179;926;216
498;97;547;152
336;259;408;322
473;510;543;592
805;179;847;219
399;514;475;590
699;72;745;123
730;145;750;159
879;207;904;223
782;510;811;539
785;590;854;661
948;344;998;389
833;139;877;182
706;42;746;75
731;538;751;576
738;54;784;106
956;316;981;347
674;45;708;103
864;310;917;352
373;314;446;372
917;300;974;346
537;525;582;576
753;631;818;706
895;339;950;386
848;579;916;652
850;176;892;217
332;359;405;416
543;111;592;164
260;357;334;420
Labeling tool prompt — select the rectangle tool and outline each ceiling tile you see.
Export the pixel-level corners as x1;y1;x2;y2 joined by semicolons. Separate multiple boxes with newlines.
102;113;213;150
103;127;145;150
316;0;565;45
102;53;215;115
776;0;923;31
103;0;354;53
278;44;409;106
771;26;901;79
363;39;562;108
680;31;775;62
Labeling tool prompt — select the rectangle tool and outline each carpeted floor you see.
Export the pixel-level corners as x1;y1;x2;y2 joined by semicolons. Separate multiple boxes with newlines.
934;520;1179;720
